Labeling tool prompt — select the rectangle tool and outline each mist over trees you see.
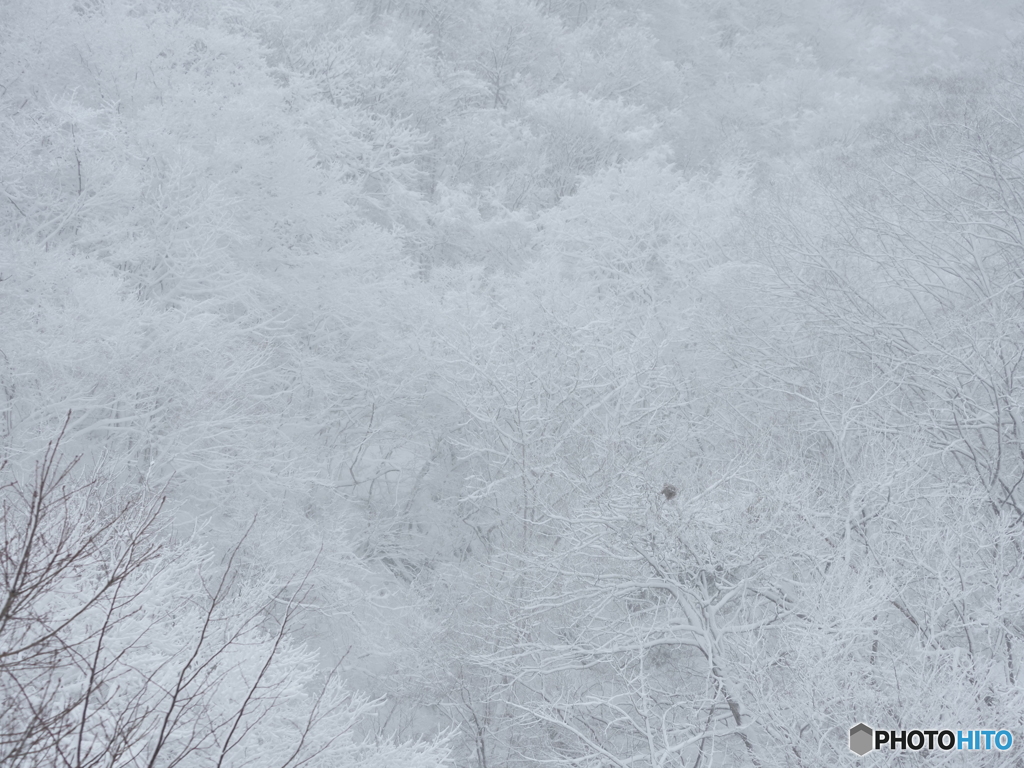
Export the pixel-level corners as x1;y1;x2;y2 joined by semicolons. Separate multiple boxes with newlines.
2;1;1024;766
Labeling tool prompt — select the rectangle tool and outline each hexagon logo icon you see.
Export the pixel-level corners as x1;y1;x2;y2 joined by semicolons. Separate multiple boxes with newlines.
849;723;874;755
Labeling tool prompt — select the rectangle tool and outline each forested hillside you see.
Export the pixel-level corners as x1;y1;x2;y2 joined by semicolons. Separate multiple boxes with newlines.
3;1;1024;766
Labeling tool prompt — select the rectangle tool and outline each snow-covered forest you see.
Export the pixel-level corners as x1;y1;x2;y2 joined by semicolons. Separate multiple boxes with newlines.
3;0;1024;765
